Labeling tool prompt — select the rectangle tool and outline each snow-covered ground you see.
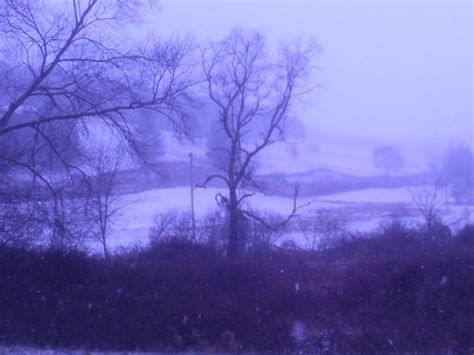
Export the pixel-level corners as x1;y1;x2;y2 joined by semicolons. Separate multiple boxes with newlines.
104;185;473;252
109;186;315;250
79;128;472;253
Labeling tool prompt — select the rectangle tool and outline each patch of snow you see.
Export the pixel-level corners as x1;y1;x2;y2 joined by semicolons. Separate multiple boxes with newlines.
291;320;306;343
314;187;413;204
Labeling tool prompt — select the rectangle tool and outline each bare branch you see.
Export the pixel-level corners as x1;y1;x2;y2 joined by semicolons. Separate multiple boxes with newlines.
196;174;230;188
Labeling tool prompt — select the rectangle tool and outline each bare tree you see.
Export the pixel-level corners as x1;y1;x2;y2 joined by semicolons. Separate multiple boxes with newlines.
50;180;90;253
0;0;194;248
0;1;192;139
299;209;348;251
442;143;474;205
31;174;92;253
148;209;195;245
0;0;194;176
200;29;317;259
85;145;125;259
409;177;446;235
372;145;404;177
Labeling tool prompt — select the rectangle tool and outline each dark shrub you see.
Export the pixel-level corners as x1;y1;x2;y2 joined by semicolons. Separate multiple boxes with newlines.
0;230;473;353
456;224;474;247
428;220;452;243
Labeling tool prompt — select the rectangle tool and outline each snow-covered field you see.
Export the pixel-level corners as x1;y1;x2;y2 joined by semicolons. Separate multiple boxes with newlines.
83;131;473;253
104;185;473;252
109;186;315;250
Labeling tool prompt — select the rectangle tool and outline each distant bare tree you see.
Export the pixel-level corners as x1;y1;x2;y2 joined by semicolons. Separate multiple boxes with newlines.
372;145;404;177
442;143;474;204
200;28;317;259
149;210;194;245
409;177;446;235
42;176;91;253
132;112;166;165
244;210;286;254
85;146;125;259
200;209;228;251
298;209;348;251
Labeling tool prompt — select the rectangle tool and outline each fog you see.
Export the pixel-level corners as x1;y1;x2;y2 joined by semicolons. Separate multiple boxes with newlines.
142;0;472;151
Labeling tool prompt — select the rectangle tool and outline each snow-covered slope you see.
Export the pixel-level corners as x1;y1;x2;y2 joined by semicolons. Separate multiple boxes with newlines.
154;130;430;177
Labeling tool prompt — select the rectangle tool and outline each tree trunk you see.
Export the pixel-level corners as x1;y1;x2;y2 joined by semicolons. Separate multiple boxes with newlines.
101;224;109;260
103;241;109;261
227;187;244;260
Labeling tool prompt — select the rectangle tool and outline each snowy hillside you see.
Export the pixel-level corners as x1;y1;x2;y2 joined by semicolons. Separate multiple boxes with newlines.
154;130;431;177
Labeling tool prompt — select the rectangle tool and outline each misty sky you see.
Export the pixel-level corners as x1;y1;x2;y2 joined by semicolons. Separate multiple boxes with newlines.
142;0;472;147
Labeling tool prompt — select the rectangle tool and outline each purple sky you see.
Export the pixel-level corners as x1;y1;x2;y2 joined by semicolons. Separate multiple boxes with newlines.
141;0;473;147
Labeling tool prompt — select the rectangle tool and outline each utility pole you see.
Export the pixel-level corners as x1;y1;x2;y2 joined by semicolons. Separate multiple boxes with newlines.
189;153;196;240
